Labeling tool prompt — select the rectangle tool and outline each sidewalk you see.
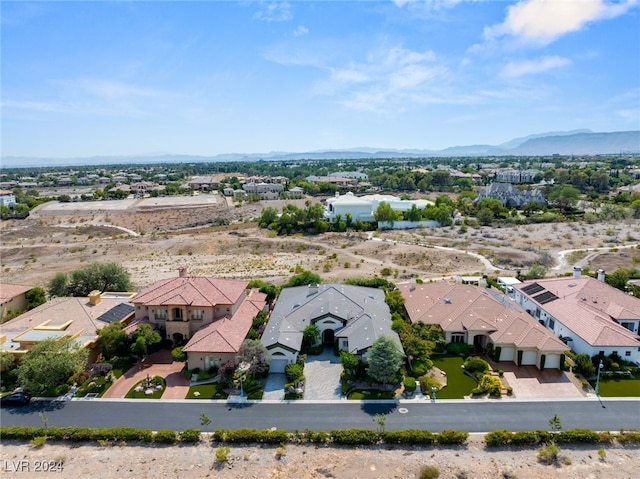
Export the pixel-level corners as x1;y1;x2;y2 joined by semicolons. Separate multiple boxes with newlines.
101;350;189;400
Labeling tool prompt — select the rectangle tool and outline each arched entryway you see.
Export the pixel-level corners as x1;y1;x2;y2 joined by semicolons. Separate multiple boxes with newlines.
322;328;335;345
172;332;184;345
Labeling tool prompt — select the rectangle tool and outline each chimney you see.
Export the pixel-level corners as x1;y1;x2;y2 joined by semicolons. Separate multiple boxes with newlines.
597;269;605;283
89;290;102;305
178;266;187;278
410;278;416;291
573;266;582;279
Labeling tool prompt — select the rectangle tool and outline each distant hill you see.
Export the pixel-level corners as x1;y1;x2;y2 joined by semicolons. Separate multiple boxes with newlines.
2;130;638;167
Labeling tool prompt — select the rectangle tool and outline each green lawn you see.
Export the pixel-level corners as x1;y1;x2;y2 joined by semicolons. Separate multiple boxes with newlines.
186;383;228;400
125;376;166;399
75;375;111;398
589;377;640;397
431;355;478;399
347;389;395;400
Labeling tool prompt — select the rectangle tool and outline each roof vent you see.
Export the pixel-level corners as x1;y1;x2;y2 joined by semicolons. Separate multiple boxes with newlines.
568;283;576;287
444;298;452;304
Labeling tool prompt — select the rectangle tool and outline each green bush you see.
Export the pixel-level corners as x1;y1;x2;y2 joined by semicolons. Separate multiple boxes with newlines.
463;357;489;375
215;446;230;463
418;464;440;479
285;363;304;383
511;430;548;445
218;428;289;444
330;428;379;445
179;429;201;443
403;377;417;393
484;429;513;447
436;429;468;445
154;429;177;444
171;347;187;362
382;430;435;445
445;342;474;356
304;429;330;444
419;375;441;393
537;443;560;465
479;374;502;397
554;429;602;444
617;429;640;444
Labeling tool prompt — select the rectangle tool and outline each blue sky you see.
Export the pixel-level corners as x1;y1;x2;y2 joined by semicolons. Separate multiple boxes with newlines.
2;0;639;159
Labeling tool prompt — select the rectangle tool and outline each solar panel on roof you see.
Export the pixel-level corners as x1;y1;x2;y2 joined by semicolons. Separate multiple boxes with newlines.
533;291;559;305
97;303;135;323
522;283;544;295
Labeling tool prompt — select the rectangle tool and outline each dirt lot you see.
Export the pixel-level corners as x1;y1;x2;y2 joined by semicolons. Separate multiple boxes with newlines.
1;435;638;479
1;195;638;289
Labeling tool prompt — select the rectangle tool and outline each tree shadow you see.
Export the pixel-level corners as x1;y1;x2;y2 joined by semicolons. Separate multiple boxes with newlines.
359;401;398;416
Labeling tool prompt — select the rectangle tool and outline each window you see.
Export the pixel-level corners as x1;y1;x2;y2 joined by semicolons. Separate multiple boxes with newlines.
625;351;631;357
548;318;555;329
155;309;167;320
535;308;541;318
191;309;203;320
174;308;183;321
451;333;465;343
621;322;634;332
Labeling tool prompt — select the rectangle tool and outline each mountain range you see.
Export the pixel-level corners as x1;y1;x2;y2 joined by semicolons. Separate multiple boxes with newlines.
2;130;638;168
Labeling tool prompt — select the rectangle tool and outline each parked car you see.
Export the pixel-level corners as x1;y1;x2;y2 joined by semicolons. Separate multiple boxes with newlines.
0;391;32;406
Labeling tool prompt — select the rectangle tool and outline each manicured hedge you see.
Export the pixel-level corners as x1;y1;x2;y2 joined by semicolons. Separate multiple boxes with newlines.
436;429;468;444
179;429;201;443
554;429;602;444
381;430;435;445
330;428;379;445
212;428;289;444
154;429;177;444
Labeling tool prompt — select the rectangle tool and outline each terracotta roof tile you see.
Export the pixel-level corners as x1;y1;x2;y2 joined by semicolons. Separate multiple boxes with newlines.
133;277;248;308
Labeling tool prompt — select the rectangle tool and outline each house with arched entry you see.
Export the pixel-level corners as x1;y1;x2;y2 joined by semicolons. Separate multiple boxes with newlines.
261;283;403;373
132;269;266;369
397;282;567;370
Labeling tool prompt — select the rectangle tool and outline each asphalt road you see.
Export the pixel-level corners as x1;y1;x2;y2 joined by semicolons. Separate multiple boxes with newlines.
2;399;639;433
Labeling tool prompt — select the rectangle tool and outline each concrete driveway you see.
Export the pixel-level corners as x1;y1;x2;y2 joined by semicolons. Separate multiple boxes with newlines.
303;348;343;400
497;363;585;399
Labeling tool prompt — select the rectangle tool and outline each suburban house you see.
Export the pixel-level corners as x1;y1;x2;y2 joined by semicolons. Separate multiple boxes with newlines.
131;269;267;370
398;282;568;370
475;182;546;208
261;283;404;373
0;190;17;207
512;269;640;364
0;291;137;363
0;283;33;321
324;192;435;223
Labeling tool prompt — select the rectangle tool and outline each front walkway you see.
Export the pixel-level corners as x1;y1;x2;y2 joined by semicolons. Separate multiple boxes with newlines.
101;349;190;399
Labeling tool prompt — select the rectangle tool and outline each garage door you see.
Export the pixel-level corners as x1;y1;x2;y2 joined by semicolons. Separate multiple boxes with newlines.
270;358;288;373
521;350;537;366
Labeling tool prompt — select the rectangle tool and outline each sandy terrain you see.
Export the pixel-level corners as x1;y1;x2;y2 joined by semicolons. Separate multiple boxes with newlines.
1;195;638;289
1;435;638;479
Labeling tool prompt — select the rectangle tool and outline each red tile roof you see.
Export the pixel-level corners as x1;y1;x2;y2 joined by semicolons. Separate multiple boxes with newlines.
398;282;566;352
0;283;33;304
133;277;248;308
182;295;265;354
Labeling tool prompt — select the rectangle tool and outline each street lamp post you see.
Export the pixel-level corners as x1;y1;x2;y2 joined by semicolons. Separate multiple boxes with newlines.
431;387;437;403
594;360;604;396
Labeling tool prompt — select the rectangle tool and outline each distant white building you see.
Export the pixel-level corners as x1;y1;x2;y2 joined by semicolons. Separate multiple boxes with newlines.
0;190;16;207
324;192;433;222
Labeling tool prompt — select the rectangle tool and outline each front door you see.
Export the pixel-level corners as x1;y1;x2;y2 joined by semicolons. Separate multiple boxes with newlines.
322;328;335;345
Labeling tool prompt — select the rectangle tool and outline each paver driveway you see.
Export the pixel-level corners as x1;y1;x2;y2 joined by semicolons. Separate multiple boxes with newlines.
303;348;343;400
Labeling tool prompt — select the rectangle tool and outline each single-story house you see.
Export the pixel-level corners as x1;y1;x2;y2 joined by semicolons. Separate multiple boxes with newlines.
261;283;403;373
0;291;137;363
0;283;33;321
397;282;568;370
512;269;640;364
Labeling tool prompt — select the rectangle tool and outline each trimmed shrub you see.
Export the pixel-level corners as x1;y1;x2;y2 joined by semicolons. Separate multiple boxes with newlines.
419;375;441;393
403;377;417;393
304;429;330;444
382;430;435;445
554;429;602;444
436;429;468;445
220;428;289;444
479;374;502;397
511;430;545;445
330;428;379;445
484;429;512;447
446;342;474;356
617;429;640;444
179;429;201;443
154;429;177;444
171;347;187;362
463;357;489;375
285;363;304;383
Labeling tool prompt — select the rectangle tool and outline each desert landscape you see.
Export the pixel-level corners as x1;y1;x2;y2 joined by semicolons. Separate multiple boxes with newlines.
2;195;640;479
1;194;638;289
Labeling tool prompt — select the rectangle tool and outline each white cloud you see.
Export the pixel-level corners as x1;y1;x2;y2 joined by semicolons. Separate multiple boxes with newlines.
293;25;308;37
253;2;292;23
501;55;571;77
485;0;638;45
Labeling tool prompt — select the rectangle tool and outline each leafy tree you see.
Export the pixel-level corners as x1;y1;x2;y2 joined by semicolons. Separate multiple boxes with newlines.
605;268;630;292
573;353;596;377
340;351;360;376
302;324;320;348
367;336;404;386
130;324;161;358
48;273;69;298
374;202;400;225
236;339;270;375
25;287;46;310
1;350;16;371
258;206;278;227
283;270;322;288
476;207;494;226
524;264;548;280
405;204;422;222
48;263;133;297
98;322;131;360
16;337;88;396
